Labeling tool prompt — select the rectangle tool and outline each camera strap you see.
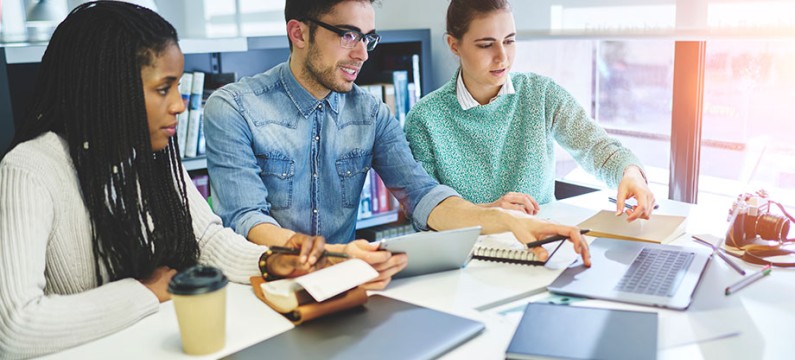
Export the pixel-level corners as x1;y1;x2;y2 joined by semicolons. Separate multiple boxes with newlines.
724;243;795;268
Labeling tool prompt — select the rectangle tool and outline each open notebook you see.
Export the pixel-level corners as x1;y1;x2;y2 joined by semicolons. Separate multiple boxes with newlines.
471;233;566;266
577;210;687;244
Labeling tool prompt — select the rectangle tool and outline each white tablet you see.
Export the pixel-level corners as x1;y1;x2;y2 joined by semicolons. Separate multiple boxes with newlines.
377;226;482;278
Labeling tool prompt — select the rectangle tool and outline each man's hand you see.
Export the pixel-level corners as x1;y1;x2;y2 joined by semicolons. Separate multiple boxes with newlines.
428;197;589;266
283;233;327;268
481;192;540;215
340;240;408;290
268;233;328;278
141;266;177;303
615;166;656;222
507;213;591;267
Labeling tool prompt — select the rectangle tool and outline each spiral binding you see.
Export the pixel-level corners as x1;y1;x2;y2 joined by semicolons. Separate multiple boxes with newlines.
471;245;542;265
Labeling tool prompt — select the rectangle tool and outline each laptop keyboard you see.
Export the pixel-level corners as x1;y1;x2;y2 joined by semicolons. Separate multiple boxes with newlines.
615;248;694;297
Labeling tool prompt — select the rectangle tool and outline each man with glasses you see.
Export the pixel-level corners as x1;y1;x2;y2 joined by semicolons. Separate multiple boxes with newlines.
203;0;591;289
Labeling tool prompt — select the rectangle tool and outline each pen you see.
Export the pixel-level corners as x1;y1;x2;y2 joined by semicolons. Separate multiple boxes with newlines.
526;229;590;248
725;265;771;296
609;197;659;210
269;246;350;259
692;235;746;275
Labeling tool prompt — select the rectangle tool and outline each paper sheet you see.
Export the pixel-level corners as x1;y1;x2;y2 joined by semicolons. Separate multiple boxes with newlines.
295;259;378;302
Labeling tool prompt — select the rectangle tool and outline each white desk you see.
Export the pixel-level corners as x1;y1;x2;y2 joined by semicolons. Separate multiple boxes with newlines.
44;191;795;359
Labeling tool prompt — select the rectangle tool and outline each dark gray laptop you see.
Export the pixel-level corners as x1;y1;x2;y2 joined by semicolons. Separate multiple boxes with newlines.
548;237;712;310
223;295;484;360
378;226;481;278
507;303;657;360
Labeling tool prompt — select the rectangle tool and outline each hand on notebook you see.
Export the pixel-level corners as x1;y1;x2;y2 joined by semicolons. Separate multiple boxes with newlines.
335;240;408;290
267;233;331;278
481;191;540;215
509;216;591;267
616;166;656;222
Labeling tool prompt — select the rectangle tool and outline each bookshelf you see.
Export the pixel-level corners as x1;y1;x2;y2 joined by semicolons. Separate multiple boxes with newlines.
0;29;431;231
182;156;207;172
355;210;398;230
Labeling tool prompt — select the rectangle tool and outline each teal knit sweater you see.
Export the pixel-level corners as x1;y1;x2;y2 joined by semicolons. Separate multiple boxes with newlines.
404;71;644;205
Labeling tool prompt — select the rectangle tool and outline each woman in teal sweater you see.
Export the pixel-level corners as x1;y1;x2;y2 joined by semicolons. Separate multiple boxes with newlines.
405;0;655;221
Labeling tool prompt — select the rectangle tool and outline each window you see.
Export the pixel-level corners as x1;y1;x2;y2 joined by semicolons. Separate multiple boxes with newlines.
701;40;795;209
202;0;285;38
515;39;674;196
513;1;795;211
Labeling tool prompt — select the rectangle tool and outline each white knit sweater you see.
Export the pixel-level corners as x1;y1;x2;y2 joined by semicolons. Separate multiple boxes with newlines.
0;132;266;359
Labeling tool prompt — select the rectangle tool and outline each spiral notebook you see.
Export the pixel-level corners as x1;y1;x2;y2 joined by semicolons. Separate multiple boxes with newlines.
471;232;566;266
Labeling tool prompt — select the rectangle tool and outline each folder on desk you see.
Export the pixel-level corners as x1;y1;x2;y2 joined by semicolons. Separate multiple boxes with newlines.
577;210;687;244
506;303;657;360
224;295;485;360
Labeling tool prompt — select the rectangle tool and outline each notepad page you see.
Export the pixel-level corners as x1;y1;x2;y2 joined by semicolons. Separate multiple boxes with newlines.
296;259;378;302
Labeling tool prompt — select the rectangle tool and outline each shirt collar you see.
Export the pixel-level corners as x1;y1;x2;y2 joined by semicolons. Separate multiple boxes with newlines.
455;69;515;110
279;61;340;118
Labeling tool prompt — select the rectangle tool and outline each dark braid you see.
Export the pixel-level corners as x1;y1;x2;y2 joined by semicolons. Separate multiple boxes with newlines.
10;1;199;283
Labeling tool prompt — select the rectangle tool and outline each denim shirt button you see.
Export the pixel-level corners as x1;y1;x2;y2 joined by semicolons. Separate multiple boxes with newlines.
315;136;320;141
313;208;318;214
282;173;287;177
313;173;318;177
346;171;351;175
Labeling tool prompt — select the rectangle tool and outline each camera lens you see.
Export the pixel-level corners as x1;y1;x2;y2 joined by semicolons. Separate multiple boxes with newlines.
755;213;790;241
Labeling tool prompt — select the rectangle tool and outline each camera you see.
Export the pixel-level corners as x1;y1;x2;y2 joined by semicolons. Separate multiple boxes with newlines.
726;191;791;248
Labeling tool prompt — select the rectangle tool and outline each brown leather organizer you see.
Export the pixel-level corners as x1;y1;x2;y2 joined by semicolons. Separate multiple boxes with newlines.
250;276;369;325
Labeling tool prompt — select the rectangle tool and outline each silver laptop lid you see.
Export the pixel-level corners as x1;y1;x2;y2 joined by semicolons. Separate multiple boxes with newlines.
548;237;712;310
378;226;482;278
223;295;485;360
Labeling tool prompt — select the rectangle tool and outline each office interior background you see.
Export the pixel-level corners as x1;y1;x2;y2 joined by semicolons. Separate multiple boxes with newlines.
2;0;794;212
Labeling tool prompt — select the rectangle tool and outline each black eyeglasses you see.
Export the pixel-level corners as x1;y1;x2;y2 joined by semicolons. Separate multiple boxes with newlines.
304;18;381;51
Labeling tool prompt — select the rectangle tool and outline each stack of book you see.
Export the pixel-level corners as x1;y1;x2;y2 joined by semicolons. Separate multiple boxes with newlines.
176;72;236;159
356;222;416;242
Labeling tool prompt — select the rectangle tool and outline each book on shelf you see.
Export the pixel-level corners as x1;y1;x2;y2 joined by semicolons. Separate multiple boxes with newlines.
184;71;204;158
382;83;396;117
366;69;416;128
360;84;384;104
374;172;390;213
190;174;210;199
577;210;687;244
471;232;565;266
357;172;373;220
368;169;379;215
195;105;206;156
391;71;409;127
411;54;422;100
357;223;416;242
407;83;418;108
176;73;193;158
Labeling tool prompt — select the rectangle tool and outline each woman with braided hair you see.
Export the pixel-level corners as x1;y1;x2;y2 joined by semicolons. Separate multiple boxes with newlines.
0;2;325;358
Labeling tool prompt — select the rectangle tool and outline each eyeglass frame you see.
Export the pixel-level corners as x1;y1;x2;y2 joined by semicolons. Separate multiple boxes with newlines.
303;18;381;51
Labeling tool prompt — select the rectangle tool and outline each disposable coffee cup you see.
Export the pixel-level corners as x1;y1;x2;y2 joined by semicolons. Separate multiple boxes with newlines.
168;265;229;355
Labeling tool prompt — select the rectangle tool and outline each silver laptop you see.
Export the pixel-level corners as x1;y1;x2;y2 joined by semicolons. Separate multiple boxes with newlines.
378;226;481;278
223;295;485;360
548;237;712;310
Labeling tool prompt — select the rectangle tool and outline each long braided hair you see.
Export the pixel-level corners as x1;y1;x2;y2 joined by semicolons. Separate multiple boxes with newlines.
10;1;199;283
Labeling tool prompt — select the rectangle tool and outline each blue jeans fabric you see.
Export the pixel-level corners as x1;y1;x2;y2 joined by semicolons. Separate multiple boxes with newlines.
203;62;458;244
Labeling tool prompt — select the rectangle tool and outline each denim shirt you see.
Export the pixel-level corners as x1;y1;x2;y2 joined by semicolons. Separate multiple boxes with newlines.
203;62;459;244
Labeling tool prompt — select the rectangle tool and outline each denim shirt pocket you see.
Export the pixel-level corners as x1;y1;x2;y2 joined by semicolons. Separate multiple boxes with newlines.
335;150;373;208
255;152;295;209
